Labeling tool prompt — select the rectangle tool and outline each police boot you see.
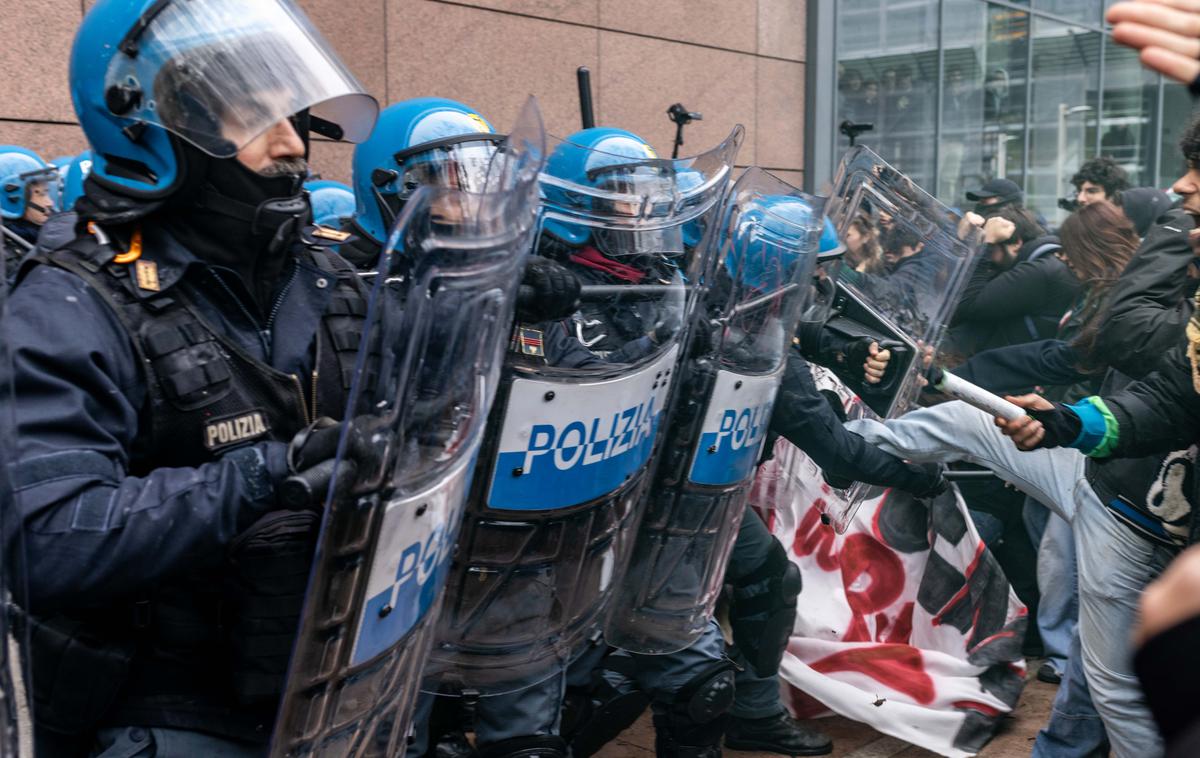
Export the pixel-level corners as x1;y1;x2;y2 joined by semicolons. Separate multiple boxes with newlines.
476;735;567;758
728;538;802;678
651;660;736;758
724;712;832;756
560;658;650;757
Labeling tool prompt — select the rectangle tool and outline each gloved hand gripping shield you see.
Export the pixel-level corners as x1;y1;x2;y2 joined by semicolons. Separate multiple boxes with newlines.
605;168;825;654
427;126;743;695
818;146;980;532
269;98;546;758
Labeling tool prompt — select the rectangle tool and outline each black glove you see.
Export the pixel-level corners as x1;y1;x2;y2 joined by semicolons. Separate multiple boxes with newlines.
279;417;385;509
1026;403;1083;450
902;461;949;499
516;257;581;323
822;470;856;490
649;308;684;346
687;318;716;359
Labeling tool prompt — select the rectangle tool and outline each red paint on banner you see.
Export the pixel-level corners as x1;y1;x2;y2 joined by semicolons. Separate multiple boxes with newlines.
884;602;914;644
844;611;872;642
793;504;839;571
809;644;936;704
932;541;988;627
952;700;1002;717
841;534;905;617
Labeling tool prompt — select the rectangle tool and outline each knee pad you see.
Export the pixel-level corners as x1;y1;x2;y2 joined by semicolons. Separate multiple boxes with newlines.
560;659;650;758
652;657;735;755
729;537;802;678
673;659;736;725
477;735;567;758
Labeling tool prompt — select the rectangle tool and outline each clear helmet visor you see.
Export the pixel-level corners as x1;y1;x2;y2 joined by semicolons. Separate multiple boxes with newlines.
398;140;500;197
106;0;378;158
593;226;685;258
587;167;687;257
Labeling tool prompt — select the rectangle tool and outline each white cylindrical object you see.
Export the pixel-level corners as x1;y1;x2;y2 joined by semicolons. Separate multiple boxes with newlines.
936;370;1026;421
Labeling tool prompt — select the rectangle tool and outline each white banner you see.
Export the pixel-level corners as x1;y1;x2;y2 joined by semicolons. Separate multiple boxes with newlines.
749;367;1028;757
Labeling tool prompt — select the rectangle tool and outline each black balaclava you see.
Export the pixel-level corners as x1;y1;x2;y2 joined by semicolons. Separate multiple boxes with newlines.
161;140;309;314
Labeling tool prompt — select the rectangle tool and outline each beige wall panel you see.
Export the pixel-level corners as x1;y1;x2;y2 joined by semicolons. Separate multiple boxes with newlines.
309;139;357;185
597;32;756;165
766;168;804;188
758;0;805;62
598;0;756;54
0;122;89;161
0;0;79;122
297;0;389;102
387;0;599;140
438;0;597;25
2;0;810;186
755;57;804;170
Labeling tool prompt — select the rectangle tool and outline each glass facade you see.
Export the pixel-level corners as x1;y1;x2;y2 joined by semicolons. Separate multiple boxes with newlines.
826;0;1193;225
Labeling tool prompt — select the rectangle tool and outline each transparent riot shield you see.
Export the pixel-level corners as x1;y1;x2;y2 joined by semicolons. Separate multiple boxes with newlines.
603;169;824;654
817;146;981;531
427;127;744;695
0;218;30;757
270;98;546;758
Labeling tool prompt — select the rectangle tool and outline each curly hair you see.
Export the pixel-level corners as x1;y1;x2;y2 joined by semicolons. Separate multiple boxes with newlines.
1070;156;1131;197
1181;114;1200;169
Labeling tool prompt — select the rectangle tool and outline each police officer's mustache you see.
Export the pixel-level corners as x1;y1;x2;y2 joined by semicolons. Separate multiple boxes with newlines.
257;157;309;178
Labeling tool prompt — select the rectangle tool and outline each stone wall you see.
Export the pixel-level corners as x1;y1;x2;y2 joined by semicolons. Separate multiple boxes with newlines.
1;0;806;186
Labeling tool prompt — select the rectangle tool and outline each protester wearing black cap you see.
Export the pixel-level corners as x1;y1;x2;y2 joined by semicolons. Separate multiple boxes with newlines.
966;178;1025;217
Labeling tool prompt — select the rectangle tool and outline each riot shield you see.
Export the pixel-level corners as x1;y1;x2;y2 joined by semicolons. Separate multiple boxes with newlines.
428;126;744;695
817;146;981;532
0;217;31;757
604;168;825;654
822;146;980;419
270;98;546;758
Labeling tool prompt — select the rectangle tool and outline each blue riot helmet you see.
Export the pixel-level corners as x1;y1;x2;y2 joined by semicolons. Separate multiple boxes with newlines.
541;127;659;244
62;151;94;211
801;216;845;326
350;98;503;245
540;127;681;257
725;194;821;294
305;179;355;228
70;0;378;199
818;216;845;261
0;146;59;221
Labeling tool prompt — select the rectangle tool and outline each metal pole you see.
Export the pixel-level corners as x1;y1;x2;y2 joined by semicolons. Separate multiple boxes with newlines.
1056;102;1068;210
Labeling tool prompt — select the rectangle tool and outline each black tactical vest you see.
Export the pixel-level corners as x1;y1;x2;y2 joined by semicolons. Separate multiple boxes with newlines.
22;234;373;746
34;236;370;467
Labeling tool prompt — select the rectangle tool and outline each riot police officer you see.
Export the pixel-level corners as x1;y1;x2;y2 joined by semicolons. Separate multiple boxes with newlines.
341;97;580;322
338;97;580;758
530;127;741;758
0;146;59;282
3;0;380;754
